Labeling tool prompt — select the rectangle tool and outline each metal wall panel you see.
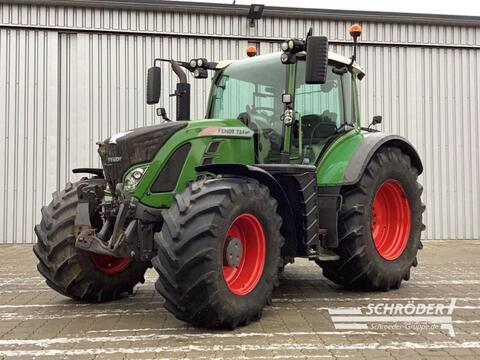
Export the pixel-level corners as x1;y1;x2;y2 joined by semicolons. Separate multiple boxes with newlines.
1;4;480;47
351;45;480;240
0;3;479;243
59;32;246;172
0;28;59;243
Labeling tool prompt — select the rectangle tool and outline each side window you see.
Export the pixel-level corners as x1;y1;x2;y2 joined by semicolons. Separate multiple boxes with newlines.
294;63;344;164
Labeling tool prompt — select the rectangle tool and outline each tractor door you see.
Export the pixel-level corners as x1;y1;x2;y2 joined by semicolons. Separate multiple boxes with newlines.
292;62;353;165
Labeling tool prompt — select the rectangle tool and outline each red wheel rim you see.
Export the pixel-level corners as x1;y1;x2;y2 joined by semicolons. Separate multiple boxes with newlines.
371;180;411;261
89;253;132;275
223;213;266;296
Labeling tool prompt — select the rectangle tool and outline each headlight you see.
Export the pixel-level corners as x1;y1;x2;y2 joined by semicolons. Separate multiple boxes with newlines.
123;165;148;192
280;52;297;64
189;59;197;68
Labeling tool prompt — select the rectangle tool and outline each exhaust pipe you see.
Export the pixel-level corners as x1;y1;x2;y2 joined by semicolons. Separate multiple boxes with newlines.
170;59;190;121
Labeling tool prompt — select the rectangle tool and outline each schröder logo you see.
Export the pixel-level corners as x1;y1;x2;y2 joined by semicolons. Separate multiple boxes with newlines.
328;299;456;336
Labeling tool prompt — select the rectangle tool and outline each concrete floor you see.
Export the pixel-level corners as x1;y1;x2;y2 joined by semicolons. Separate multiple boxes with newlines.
0;240;479;359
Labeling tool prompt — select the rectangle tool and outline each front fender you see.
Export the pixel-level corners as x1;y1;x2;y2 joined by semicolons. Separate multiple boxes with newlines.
131;119;255;208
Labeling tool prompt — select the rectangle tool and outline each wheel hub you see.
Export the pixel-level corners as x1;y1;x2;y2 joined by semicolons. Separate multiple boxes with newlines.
89;253;132;275
225;237;243;267
371;179;411;261
222;213;266;296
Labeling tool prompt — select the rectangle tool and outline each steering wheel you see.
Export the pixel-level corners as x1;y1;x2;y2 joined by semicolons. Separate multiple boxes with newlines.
244;105;275;127
303;112;338;148
252;106;275;114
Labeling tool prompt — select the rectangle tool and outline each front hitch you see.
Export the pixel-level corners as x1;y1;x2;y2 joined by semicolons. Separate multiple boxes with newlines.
73;183;163;261
75;198;134;258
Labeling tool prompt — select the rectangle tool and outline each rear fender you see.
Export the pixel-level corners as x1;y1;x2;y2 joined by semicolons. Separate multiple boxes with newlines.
316;131;423;186
343;133;423;185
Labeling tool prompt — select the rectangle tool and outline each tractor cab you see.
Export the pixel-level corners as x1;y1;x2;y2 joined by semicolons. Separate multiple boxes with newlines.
146;27;365;169
206;51;365;166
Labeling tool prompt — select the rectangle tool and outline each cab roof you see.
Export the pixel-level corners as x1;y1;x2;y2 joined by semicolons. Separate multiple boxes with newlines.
327;52;365;77
216;51;365;78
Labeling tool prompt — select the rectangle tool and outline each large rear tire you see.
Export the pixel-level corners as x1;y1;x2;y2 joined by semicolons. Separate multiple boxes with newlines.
33;180;149;302
152;176;283;329
318;147;425;290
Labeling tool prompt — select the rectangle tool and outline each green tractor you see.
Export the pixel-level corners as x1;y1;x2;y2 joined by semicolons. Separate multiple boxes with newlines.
34;25;424;329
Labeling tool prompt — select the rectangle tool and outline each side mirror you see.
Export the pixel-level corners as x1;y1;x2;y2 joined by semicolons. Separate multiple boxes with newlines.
372;115;382;125
305;36;329;84
146;66;161;104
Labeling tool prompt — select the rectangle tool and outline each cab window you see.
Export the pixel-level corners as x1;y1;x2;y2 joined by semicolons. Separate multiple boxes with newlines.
294;62;344;164
210;53;287;164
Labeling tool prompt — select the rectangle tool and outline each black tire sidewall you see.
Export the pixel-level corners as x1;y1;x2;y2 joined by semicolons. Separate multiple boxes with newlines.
152;177;283;328
34;180;149;301
361;152;422;276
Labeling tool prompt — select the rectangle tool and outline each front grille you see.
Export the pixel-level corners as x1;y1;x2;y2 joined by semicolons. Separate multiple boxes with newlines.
98;143;129;192
98;122;188;192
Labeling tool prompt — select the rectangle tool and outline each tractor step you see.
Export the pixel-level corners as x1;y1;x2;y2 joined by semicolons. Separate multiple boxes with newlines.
315;248;340;261
308;246;339;261
307;228;339;262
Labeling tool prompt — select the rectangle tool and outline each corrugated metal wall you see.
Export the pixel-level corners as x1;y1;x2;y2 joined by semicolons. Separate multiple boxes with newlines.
1;3;479;243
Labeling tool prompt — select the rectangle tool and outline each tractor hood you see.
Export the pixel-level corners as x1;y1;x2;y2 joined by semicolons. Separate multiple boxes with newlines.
98;121;188;190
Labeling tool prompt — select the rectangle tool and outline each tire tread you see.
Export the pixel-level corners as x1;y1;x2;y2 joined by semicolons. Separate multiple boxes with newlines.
152;176;284;328
318;147;425;291
34;180;149;302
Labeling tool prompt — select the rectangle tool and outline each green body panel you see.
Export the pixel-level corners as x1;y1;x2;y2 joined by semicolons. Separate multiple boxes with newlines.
315;129;364;186
129;118;255;208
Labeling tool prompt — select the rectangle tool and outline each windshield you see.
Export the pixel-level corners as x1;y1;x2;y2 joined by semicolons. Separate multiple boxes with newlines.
208;53;287;163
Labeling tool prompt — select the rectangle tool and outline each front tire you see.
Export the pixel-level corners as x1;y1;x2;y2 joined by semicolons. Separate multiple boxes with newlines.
33;180;150;302
152;177;283;329
319;147;425;290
